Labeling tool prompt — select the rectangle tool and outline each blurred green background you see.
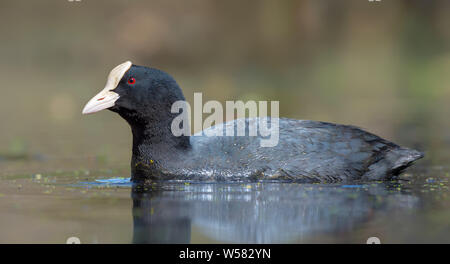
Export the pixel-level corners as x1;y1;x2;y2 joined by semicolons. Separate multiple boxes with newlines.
0;0;449;173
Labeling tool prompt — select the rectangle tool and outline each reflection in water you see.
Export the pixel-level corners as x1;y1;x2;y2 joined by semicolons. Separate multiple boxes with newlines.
131;182;419;243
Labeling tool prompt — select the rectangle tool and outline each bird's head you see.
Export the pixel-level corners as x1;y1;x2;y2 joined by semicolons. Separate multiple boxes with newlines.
82;61;185;128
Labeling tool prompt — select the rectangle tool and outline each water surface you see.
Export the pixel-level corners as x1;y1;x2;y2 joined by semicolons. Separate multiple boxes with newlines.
0;158;448;243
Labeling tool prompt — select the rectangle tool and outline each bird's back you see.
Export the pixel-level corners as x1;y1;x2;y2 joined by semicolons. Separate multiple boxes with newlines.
177;118;423;182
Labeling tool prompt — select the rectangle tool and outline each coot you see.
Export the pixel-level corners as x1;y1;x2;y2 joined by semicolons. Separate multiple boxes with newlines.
82;61;423;183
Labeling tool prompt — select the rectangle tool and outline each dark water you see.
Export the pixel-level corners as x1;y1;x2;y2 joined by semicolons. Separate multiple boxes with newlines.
1;160;447;243
131;181;416;244
130;167;449;244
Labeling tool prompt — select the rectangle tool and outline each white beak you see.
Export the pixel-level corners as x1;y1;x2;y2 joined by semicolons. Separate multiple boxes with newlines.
82;61;132;115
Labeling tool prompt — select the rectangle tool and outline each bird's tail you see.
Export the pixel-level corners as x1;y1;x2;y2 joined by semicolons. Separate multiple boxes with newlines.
388;147;424;175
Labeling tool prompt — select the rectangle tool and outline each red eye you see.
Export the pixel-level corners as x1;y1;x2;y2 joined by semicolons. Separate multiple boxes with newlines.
128;77;136;85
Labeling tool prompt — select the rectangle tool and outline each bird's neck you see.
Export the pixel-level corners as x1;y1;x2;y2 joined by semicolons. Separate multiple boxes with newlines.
129;116;191;160
129;120;190;182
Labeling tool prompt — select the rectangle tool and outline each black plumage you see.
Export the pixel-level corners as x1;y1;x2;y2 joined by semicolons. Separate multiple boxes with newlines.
85;63;423;183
